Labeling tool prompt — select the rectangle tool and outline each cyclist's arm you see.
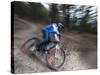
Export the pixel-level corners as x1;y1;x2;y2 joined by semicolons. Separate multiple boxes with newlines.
55;33;60;42
52;23;59;35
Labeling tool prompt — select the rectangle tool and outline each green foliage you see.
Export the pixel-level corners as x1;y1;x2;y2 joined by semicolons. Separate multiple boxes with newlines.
14;1;49;21
49;4;59;22
60;5;71;28
13;1;97;34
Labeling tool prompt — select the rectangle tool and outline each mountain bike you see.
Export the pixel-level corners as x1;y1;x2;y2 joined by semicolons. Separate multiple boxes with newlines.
21;36;66;70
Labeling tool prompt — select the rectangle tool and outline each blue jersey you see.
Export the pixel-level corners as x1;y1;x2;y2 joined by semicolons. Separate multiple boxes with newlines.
43;23;59;34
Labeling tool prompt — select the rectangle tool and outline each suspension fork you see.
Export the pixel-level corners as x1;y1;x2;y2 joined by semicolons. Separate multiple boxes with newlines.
55;44;60;55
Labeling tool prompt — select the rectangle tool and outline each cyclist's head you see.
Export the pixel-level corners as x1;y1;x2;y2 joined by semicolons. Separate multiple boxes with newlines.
57;22;64;29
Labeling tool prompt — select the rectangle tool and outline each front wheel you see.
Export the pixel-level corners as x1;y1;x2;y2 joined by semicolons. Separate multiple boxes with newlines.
46;44;65;70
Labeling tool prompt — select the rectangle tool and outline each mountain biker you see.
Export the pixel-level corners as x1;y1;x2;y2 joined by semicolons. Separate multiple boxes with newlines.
37;22;64;52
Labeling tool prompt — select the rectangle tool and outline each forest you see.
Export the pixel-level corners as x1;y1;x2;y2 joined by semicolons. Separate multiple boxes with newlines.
13;1;97;34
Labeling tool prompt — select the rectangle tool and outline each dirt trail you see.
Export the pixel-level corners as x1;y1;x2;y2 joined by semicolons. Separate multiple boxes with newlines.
14;16;97;73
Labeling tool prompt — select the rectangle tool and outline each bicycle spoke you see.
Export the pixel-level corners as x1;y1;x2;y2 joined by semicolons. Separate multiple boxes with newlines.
47;47;65;68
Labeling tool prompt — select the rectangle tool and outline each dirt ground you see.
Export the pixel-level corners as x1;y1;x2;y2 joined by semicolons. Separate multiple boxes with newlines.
13;16;97;74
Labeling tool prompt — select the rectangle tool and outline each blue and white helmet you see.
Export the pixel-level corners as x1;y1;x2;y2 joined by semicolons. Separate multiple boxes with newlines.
57;23;64;29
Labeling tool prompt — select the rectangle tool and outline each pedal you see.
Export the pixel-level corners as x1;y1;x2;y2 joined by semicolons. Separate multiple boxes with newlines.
47;43;55;50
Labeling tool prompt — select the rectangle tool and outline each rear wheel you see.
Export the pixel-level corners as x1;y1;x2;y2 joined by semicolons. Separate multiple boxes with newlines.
21;37;40;54
46;44;65;70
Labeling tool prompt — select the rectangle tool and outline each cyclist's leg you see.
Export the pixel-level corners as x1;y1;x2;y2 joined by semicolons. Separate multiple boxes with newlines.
42;31;49;50
49;33;59;43
37;30;49;51
49;33;60;49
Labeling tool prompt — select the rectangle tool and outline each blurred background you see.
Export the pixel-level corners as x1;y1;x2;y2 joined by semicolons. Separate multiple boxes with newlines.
14;1;97;34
